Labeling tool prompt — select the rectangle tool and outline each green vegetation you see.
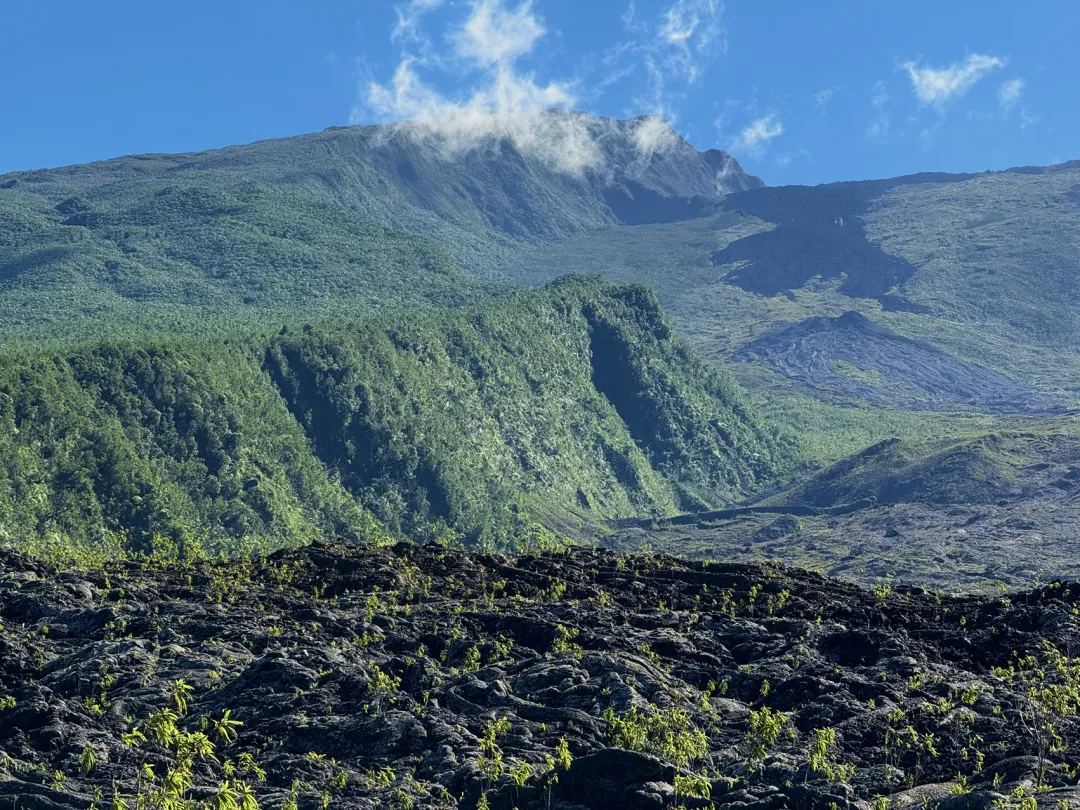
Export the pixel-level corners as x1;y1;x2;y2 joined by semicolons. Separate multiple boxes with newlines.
992;642;1080;787
6;116;1080;592
602;705;708;769
0;172;498;343
0;115;758;343
773;431;1049;509
0;278;791;556
744;705;790;775
0;336;374;557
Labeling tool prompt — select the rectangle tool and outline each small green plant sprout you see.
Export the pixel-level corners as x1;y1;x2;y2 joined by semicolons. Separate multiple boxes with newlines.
872;796;891;810
0;696;15;711
237;753;266;782
508;760;533;789
363;766;396;788
949;775;971;795
746;583;762;614
552;625;582;655
329;768;348;791
873;575;894;605
171;679;195;715
992;642;1080;787
146;707;181;746
121;725;147;749
281;780;302;810
603;706;706;770
478;716;513;787
674;773;712;804
545;579;568;602
806;728;854;784
639;643;663;668
368;668;403;713
553;738;572;771
462;646;482;672
213;709;243;743
745;706;790;775
79;746;97;775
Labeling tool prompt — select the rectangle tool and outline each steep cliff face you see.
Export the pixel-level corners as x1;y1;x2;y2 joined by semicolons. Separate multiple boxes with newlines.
0;279;790;554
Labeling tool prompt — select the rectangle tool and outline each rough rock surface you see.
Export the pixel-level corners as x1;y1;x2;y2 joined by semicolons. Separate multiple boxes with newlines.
3;541;1080;809
733;312;1059;414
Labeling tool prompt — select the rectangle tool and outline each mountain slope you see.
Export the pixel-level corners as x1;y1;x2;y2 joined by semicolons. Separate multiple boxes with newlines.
606;428;1080;589
0;279;791;554
0;112;759;341
507;161;1080;426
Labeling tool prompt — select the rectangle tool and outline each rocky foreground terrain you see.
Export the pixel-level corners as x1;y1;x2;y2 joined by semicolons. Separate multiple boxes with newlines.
4;541;1080;810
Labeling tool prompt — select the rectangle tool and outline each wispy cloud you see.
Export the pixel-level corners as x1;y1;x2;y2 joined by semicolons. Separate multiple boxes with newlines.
359;0;706;176
729;114;783;159
866;80;890;140
657;0;725;83
1021;106;1040;132
998;77;1025;112
901;53;1004;105
392;0;445;45
776;148;810;168
814;88;834;112
601;0;725;127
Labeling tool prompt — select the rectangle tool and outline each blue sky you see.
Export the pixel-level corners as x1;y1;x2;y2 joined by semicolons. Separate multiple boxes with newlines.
1;1;1075;185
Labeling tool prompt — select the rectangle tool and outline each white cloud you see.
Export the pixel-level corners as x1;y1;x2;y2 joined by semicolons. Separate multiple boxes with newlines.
729;114;783;158
1021;106;1040;132
866;80;890;140
814;88;834;111
361;1;602;174
358;0;732;176
999;77;1025;112
902;53;1004;105
632;113;681;156
657;0;725;83
601;0;725;127
363;57;596;175
775;148;810;168
392;0;445;44
450;0;545;66
361;0;710;176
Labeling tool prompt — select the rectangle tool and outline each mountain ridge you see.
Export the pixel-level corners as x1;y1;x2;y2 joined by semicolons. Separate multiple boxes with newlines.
0;112;762;340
